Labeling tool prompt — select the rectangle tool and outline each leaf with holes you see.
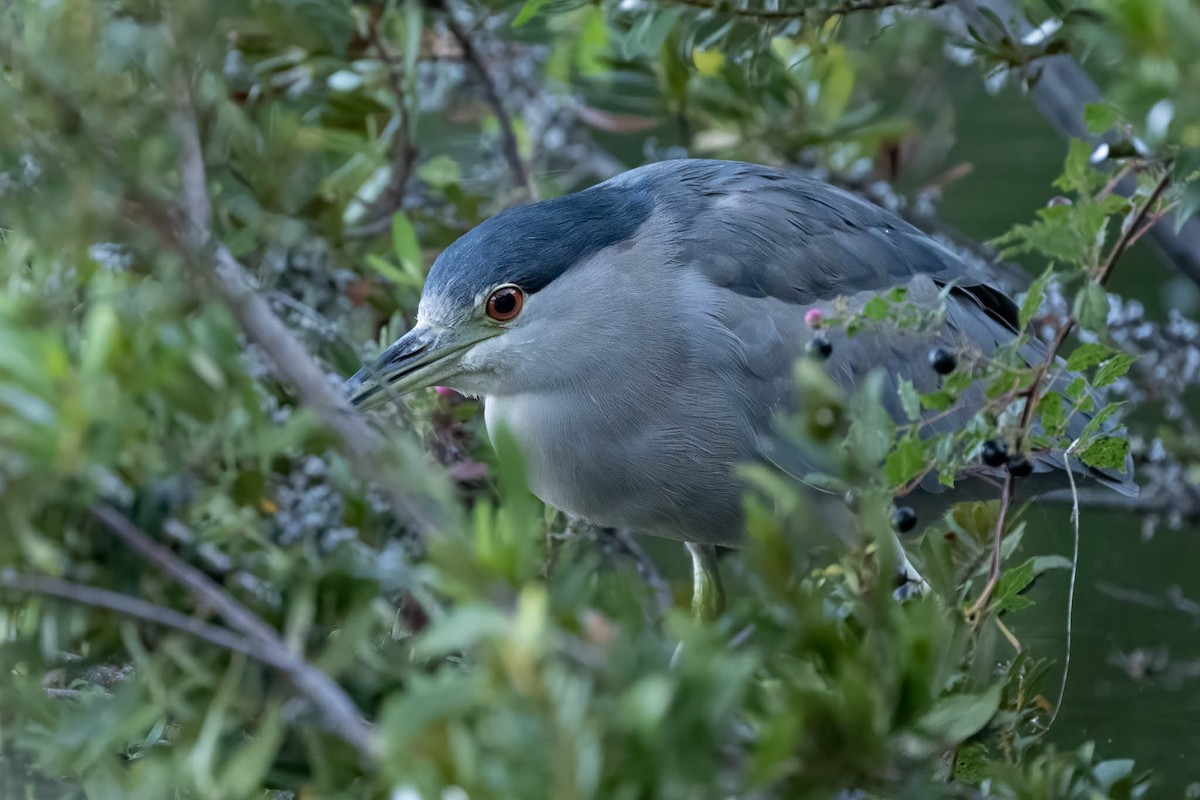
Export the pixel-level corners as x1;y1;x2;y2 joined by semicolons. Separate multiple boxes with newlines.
1079;436;1129;470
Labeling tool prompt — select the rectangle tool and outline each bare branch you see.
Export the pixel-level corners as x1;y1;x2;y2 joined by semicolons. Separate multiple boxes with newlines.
345;18;419;239
0;569;269;664
668;0;944;21
437;1;534;198
169;69;441;538
89;504;378;762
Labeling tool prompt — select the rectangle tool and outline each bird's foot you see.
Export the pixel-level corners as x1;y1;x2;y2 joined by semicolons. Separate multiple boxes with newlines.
686;542;725;622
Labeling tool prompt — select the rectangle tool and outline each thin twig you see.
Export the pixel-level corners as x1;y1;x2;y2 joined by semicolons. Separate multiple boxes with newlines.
668;0;943;20
1046;438;1082;731
438;1;534;198
346;17;419;239
966;168;1173;618
0;570;269;664
90;504;377;761
965;471;1013;619
948;0;1200;288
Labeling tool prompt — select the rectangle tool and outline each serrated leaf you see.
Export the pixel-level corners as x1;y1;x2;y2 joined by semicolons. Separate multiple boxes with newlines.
1078;401;1124;441
885;432;928;486
1019;267;1052;329
1037;392;1064;436
1066;342;1115;372
1079;436;1129;470
1093;353;1137;387
1057;138;1099;194
1066;375;1087;402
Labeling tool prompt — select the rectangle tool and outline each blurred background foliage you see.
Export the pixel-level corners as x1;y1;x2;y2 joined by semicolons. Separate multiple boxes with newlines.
1;0;1199;797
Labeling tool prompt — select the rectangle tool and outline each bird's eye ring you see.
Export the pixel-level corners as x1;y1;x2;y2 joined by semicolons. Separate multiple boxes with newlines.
485;285;524;322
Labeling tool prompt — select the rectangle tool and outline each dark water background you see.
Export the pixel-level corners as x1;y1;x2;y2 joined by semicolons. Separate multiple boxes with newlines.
940;77;1200;795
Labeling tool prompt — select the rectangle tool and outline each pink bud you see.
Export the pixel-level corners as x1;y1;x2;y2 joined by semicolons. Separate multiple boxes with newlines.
1047;196;1072;207
804;308;824;328
434;386;456;397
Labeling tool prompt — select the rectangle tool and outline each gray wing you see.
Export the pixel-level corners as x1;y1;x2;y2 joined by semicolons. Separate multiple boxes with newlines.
642;159;1135;498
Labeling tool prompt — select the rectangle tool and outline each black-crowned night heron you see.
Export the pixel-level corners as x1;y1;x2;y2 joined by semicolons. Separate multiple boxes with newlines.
347;159;1134;616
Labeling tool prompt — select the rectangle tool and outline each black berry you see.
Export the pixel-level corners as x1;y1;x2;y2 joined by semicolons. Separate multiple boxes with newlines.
929;347;957;375
981;439;1008;468
1007;456;1033;478
808;336;833;359
891;505;918;534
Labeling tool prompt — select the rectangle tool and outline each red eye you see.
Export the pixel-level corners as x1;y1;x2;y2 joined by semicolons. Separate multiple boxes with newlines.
486;286;524;322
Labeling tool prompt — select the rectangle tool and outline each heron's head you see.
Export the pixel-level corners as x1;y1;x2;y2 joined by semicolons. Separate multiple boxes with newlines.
346;178;656;409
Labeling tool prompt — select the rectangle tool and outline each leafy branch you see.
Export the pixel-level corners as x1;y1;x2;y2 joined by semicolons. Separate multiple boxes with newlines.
965;165;1175;620
167;65;443;539
89;505;378;761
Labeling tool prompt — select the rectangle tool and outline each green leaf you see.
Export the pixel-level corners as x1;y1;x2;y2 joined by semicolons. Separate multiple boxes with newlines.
863;295;890;321
1057;138;1099;194
1030;554;1073;573
1019;267;1052;329
365;253;408;287
916;683;1002;744
219;704;284;796
1078;401;1125;441
885;432;928;486
1173;149;1200;230
512;0;549;25
1066;342;1115;372
1093;353;1137;387
391;212;424;279
415;607;509;657
989;558;1035;613
1073;282;1109;336
1079;436;1129;470
1084;102;1120;134
418;154;462;188
1037;392;1064;436
898;379;921;421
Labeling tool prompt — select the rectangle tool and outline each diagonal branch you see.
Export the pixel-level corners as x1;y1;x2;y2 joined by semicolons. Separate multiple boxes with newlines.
0;569;272;664
668;0;944;21
345;17;420;240
436;0;534;198
89;504;377;761
168;70;441;538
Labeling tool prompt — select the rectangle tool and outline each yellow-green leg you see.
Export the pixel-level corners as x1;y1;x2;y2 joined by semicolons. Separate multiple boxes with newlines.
686;542;725;621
